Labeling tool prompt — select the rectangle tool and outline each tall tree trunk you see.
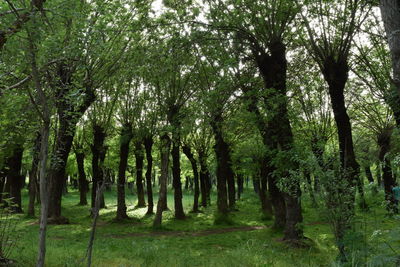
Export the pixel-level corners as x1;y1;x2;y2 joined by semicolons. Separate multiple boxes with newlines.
47;120;75;223
378;128;397;212
91;125;106;209
144;137;154;215
210;113;231;215
318;56;360;257
28;25;51;265
48;63;94;224
116;124;132;220
171;139;185;219
198;149;209;207
7;144;24;213
253;41;303;240
323;57;360;189
153;134;171;227
167;106;185;219
182;144;200;213
380;0;400;97
134;140;146;208
75;149;88;206
28;132;41;217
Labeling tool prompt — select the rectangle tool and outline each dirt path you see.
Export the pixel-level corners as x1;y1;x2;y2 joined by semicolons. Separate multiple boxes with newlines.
109;225;267;239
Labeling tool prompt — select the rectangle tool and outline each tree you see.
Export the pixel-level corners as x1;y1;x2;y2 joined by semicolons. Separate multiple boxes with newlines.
298;0;371;258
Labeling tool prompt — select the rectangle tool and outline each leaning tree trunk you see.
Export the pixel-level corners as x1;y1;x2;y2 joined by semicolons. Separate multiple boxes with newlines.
134;140;146;208
144;136;154;215
153;134;171;227
377;128;397;212
91;125;106;209
75;149;88;206
28;132;41;216
7;144;24;213
182;144;200;213
116;124;132;221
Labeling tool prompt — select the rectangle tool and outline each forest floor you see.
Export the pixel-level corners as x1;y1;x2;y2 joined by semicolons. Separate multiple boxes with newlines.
7;186;400;266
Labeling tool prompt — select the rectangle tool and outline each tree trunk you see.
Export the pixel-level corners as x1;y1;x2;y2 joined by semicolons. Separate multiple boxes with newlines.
47;119;76;223
167;106;186;219
182;144;200;213
75;150;88;206
153;134;171;227
37;122;50;267
7;145;24;213
144;137;154;215
48;63;94;224
91;125;106;209
134;140;146;208
259;158;273;219
116;124;132;220
254;41;303;240
171;138;185;219
380;0;400;97
198;149;209;207
28;132;41;217
210;113;231;215
268;174;286;229
378;129;397;212
323;57;360;189
237;174;244;200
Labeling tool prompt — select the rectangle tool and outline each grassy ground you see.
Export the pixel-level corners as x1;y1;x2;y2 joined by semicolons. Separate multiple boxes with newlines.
5;186;400;266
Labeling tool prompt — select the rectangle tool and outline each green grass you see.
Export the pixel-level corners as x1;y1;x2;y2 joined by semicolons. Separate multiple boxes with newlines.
5;186;400;266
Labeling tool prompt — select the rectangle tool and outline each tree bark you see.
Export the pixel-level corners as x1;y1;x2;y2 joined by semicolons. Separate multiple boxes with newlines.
144;137;154;215
134;140;146;208
116;124;132;220
182;144;200;213
153;134;171;227
380;0;400;96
